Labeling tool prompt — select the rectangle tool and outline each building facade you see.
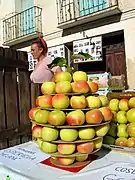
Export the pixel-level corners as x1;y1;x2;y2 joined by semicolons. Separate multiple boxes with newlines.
0;0;135;89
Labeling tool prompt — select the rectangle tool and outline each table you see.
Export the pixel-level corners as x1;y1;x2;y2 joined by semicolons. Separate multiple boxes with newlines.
0;141;135;180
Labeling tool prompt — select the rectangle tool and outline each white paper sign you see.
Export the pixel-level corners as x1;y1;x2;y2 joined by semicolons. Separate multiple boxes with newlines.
48;45;65;60
0;142;50;171
73;36;102;63
27;52;37;71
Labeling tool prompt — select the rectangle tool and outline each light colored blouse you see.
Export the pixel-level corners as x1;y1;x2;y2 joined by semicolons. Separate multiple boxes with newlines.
30;56;59;83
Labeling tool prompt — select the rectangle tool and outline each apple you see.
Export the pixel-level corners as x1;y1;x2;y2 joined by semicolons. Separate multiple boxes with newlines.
77;142;94;154
41;141;57;153
127;137;135;147
79;128;95;140
117;124;128;138
87;81;99;93
54;72;72;83
41;82;55;95
66;110;85;126
52;94;69;109
73;71;88;82
107;122;117;137
115;137;128;147
35;109;49;124
116;111;128;124
109;99;119;112
99;107;113;121
38;95;53;108
32;125;42;138
127;122;135;137
76;154;88;162
129;97;135;108
95;124;110;137
55;81;72;93
70;95;87;109
103;136;115;145
57;144;76;155
41;127;59;141
36;138;43;148
127;108;135;123
29;107;39;120
60;129;78;141
36;96;42;106
94;137;103;149
86;96;101;109
48;110;66;126
57;157;75;165
86;109;103;124
99;95;109;107
119;99;129;111
71;81;89;94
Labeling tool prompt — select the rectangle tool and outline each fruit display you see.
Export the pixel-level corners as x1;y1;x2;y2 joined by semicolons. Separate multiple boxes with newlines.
103;92;135;149
29;71;113;166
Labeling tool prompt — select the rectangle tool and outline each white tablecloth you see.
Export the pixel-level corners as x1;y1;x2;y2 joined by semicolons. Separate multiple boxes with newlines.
0;141;135;180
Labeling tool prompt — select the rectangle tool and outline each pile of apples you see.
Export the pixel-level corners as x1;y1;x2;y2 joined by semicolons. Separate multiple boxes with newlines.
29;71;113;165
104;96;135;148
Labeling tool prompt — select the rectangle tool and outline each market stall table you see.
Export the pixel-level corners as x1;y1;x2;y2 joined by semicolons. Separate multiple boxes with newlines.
0;141;135;180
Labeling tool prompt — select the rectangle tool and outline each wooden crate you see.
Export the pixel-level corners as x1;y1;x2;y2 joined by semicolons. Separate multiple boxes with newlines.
0;47;32;149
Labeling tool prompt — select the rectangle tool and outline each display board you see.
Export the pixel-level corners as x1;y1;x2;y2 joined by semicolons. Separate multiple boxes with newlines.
73;36;102;63
48;44;65;60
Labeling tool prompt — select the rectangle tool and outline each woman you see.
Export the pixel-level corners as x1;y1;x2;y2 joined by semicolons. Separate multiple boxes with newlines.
30;36;62;83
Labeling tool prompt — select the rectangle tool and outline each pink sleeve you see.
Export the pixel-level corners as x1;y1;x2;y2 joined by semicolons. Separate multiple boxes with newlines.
30;65;53;83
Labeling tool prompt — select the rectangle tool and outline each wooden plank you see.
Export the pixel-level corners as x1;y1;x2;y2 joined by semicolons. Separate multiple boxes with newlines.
4;67;21;147
0;68;8;149
31;83;41;108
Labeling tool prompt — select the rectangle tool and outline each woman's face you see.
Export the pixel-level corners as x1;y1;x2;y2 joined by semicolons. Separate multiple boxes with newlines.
31;43;43;60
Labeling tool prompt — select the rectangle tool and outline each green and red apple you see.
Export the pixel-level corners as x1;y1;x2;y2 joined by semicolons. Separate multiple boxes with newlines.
38;95;53;108
73;71;88;82
87;81;99;93
76;154;88;162
70;95;87;109
41;141;57;153
32;125;42;138
127;122;135;137
86;109;103;124
117;124;128;138
48;110;66;126
60;129;78;142
71;81;90;94
129;97;135;108
109;99;119;112
86;96;101;109
54;72;72;82
127;137;135;147
52;94;70;109
41;127;59;141
57;157;75;165
94;137;103;149
116;111;128;124
28;107;39;120
95;124;110;137
119;99;129;111
79;128;95;140
127;108;135;122
99;107;113;121
55;81;72;93
115;137;128;147
66;110;85;126
41;81;56;95
99;95;109;107
57;144;76;155
35;109;49;124
77;142;94;154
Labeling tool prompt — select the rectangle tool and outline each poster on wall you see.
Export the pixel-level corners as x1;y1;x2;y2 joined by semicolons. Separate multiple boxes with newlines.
73;36;102;63
48;44;65;60
28;52;37;71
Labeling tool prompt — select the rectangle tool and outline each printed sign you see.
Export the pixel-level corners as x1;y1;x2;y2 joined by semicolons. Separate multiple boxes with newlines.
27;52;37;71
73;36;102;63
48;44;65;60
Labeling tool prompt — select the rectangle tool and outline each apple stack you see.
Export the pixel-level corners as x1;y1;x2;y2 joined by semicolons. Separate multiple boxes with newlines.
29;71;113;166
104;93;135;148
